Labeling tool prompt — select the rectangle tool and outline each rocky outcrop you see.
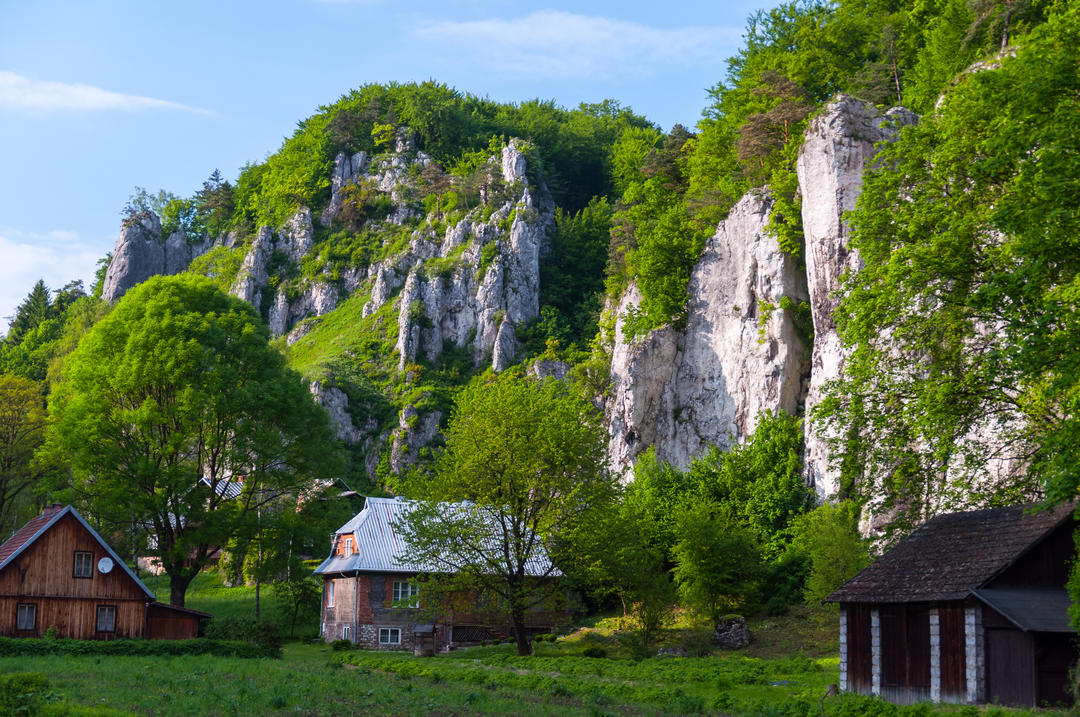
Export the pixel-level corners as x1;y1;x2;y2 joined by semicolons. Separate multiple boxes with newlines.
389;405;442;474
606;191;811;478
797;96;917;496
392;139;553;373
101;215;212;302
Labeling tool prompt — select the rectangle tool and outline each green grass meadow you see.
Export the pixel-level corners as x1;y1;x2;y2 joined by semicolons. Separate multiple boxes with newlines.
0;575;1064;716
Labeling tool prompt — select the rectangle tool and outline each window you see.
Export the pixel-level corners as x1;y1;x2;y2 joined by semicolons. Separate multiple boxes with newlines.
392;580;419;608
342;625;351;641
16;603;36;631
343;537;353;554
327;580;335;608
96;605;116;633
379;627;401;645
73;551;94;578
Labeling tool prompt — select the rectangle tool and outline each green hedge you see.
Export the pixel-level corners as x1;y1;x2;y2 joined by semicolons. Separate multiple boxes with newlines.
0;637;277;659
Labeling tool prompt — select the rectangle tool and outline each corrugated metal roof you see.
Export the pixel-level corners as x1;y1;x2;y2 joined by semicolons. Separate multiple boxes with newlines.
826;503;1074;604
972;588;1074;633
314;496;558;577
0;505;155;599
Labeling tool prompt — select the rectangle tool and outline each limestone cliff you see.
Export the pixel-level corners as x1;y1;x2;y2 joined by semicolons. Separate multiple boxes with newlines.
101;215;213;302
605;96;915;489
797;97;917;496
606;191;811;479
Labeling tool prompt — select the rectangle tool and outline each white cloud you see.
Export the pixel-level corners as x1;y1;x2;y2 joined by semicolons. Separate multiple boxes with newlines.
0;71;211;115
413;11;740;79
0;230;103;334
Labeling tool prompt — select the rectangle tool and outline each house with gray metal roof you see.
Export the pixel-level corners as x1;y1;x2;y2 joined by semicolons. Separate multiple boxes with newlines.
314;497;568;651
826;503;1076;707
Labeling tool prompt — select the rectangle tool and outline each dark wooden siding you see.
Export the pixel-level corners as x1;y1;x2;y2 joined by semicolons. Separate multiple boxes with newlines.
987;627;1035;706
145;604;202;640
847;604;873;694
939;605;967;703
1035;632;1073;707
0;596;145;639
989;521;1074;589
880;604;930;704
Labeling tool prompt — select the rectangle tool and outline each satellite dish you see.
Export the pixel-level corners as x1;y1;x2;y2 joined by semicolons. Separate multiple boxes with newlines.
97;557;114;574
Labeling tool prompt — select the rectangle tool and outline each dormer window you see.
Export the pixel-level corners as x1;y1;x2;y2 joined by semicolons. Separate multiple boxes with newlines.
343;537;353;555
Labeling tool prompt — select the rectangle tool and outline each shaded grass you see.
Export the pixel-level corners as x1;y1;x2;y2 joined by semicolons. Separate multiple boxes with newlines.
147;571;283;625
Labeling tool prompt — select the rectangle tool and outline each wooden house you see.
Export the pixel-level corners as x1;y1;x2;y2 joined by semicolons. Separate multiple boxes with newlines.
315;497;569;651
0;504;210;640
826;503;1077;707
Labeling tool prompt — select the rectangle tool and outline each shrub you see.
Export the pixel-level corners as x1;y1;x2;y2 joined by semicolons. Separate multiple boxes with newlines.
582;646;607;659
0;672;50;713
204;617;283;655
0;637;274;659
330;639;354;652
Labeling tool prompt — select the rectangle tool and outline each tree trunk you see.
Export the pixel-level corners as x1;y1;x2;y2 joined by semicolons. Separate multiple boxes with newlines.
169;573;193;607
511;607;533;657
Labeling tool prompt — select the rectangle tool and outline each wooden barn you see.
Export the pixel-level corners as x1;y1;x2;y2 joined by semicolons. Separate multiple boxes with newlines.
827;503;1077;707
0;504;210;640
315;497;569;651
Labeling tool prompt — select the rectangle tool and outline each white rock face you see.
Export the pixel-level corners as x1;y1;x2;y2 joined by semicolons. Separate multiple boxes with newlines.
606;191;811;479
310;382;364;444
101;215;212;302
797;96;917;496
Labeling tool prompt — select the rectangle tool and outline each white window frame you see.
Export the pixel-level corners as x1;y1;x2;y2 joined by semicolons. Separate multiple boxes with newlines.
16;603;36;631
343;537;353;554
392;580;419;608
342;625;352;641
327;580;335;608
379;627;401;645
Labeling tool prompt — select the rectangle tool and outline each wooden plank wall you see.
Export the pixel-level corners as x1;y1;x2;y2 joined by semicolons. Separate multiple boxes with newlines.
0;513;147;639
847;604;873;694
939;605;967;702
145;605;201;640
880;604;931;704
0;596;144;639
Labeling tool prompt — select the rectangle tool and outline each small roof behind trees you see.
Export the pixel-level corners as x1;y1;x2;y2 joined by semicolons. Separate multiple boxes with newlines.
826;503;1074;603
314;496;557;577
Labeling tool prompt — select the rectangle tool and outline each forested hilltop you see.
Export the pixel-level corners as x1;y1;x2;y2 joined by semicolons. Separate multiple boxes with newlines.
4;0;1080;626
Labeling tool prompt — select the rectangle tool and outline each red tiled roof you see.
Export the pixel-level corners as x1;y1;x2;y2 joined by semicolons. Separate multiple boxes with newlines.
0;504;66;566
826;503;1075;604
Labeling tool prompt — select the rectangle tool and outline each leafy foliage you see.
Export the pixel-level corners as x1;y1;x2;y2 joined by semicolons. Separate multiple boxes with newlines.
818;4;1080;530
397;370;613;656
45;275;342;606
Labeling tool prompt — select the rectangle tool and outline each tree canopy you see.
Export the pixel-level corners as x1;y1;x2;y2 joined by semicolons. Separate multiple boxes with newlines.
396;370;612;656
45;274;342;605
817;3;1080;530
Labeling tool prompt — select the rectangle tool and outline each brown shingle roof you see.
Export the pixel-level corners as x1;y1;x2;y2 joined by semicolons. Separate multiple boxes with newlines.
0;504;65;566
826;503;1074;604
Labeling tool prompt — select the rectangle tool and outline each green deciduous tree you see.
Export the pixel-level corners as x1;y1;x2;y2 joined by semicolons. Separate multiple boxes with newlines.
788;501;871;608
45;275;342;606
0;374;49;536
818;4;1080;530
688;411;812;558
672;504;763;622
396;371;613;656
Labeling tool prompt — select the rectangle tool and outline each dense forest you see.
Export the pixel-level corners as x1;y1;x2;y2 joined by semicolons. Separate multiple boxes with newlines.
2;0;1078;640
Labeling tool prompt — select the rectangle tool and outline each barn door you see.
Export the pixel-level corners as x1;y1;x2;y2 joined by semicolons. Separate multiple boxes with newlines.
880;605;930;704
986;628;1035;706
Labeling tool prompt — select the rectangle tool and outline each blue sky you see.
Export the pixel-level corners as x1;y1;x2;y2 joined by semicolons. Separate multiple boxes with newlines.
0;0;775;332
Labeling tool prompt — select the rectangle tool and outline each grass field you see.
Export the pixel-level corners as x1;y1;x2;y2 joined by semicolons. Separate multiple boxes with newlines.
0;575;1061;716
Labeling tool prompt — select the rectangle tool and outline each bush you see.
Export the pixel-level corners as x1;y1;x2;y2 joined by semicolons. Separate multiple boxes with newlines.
330;639;354;652
582;646;607;659
205;617;283;655
0;637;275;659
0;672;50;713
